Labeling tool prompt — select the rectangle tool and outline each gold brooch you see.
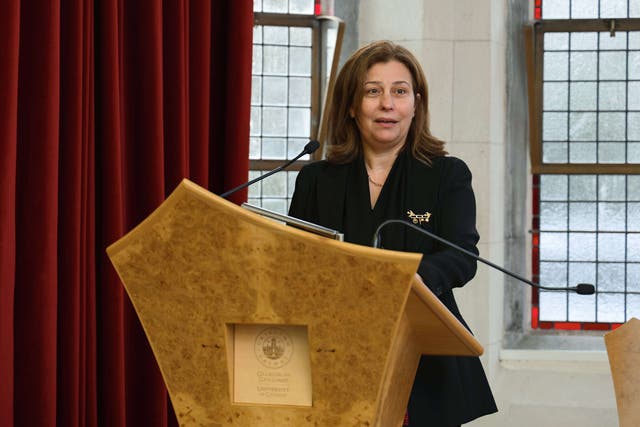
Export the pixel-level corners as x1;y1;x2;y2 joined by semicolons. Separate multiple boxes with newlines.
407;210;431;225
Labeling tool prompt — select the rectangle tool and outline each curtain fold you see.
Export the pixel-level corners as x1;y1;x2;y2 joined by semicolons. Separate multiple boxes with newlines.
0;0;20;425
1;1;253;425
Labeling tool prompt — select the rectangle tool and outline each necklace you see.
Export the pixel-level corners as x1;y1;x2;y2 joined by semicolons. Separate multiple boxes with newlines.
368;174;383;188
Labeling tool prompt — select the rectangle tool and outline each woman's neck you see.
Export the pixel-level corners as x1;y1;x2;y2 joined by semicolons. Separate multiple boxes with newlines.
363;143;404;208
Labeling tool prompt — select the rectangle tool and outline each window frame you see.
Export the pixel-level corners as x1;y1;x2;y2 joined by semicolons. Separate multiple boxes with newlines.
526;16;640;331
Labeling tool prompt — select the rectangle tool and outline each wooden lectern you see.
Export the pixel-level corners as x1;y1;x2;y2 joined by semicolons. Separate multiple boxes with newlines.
107;179;483;427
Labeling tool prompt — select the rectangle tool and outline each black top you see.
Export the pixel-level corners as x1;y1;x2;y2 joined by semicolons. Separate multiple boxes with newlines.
289;149;497;426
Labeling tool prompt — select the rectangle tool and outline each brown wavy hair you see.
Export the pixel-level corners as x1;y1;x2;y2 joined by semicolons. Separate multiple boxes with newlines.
325;40;447;165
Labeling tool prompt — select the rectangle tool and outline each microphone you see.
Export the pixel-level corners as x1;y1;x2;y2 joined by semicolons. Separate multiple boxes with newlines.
220;140;320;199
372;219;595;296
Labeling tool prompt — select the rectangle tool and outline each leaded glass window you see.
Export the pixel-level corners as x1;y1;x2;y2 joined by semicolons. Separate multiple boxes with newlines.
531;0;640;330
250;0;342;214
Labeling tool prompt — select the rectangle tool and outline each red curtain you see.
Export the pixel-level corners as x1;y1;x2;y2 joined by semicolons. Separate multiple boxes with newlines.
0;1;253;425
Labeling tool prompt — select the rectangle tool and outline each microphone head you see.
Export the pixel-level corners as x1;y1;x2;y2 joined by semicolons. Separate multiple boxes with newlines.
575;283;595;295
303;140;320;154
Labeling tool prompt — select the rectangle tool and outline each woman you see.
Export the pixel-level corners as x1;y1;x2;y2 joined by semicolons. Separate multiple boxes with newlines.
288;41;497;426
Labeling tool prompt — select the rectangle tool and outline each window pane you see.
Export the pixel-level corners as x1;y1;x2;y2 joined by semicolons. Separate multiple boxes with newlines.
599;175;626;201
629;52;640;79
571;0;598;19
263;0;287;13
599;51;627;80
598;112;626;141
263;46;288;75
288;108;310;137
569;142;597;162
262;138;287;159
545;33;569;50
600;0;628;18
543;0;570;19
544;82;568;110
629;234;640;262
628;263;640;292
570;175;597;200
541;175;568;200
543;112;568;140
263;76;288;105
541;202;568;230
540;232;568;260
598;233;626;261
628;295;640;320
569;112;596;141
599;82;626;111
262;172;287;197
250;106;262;136
289;0;314;14
569;262;596;286
543;142;568;162
250;137;261;159
597;294;625;323
288;77;311;106
289;47;312;76
539;291;567;320
629;113;640;140
598;263;626;292
569;202;597;230
628;82;640;110
598;143;626;163
569;233;596;261
540;261;567;287
544;52;569;81
571;32;598;50
568;292;596;321
598;202;626;231
264;26;288;45
262;107;287;136
290;27;312;46
628;202;640;231
570;52;597;81
570;82;596;110
253;45;263;74
599;31;627;50
629;176;640;201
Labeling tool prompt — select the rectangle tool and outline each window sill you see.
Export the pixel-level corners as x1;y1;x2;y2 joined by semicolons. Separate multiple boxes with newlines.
499;348;611;373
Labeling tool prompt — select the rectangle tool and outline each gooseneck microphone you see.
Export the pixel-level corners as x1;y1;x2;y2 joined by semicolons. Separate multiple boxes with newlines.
372;219;595;295
220;140;320;199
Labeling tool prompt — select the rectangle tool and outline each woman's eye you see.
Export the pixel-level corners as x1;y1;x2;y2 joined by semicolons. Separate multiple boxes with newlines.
395;88;408;95
366;88;380;95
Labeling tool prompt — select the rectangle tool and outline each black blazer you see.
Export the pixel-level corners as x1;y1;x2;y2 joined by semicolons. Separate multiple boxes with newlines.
289;154;497;426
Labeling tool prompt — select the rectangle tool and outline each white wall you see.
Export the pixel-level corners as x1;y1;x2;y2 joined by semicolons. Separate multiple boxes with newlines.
358;1;619;425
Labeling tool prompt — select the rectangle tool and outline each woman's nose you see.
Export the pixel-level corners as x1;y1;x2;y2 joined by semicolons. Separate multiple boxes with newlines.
379;92;393;109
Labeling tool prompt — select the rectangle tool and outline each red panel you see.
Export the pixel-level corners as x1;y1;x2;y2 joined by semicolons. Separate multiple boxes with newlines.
611;323;624;330
531;306;539;329
314;0;321;15
555;322;581;330
539;322;554;330
582;322;613;331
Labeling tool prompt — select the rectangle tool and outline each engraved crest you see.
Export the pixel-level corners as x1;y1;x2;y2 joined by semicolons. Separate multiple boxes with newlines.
255;327;294;369
407;210;431;225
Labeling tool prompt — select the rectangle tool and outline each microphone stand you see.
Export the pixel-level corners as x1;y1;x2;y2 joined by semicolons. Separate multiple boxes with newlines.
220;140;320;199
372;219;595;296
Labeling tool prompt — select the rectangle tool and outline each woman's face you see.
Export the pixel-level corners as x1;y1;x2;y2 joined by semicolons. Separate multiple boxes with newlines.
352;60;416;153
